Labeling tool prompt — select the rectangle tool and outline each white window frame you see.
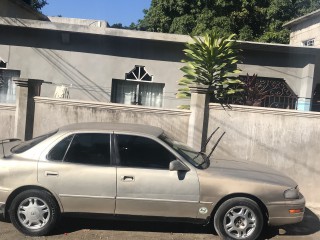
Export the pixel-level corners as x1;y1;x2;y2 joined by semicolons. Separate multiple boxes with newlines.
111;66;164;107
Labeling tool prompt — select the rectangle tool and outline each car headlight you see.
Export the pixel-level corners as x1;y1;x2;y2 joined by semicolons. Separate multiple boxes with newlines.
284;186;300;199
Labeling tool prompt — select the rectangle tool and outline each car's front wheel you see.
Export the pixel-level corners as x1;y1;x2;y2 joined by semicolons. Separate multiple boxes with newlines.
9;189;59;236
214;197;264;240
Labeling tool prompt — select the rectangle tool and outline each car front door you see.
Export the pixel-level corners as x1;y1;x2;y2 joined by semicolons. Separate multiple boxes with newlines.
115;134;200;218
38;132;116;214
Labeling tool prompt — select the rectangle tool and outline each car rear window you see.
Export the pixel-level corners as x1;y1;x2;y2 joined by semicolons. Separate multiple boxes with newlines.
11;129;58;154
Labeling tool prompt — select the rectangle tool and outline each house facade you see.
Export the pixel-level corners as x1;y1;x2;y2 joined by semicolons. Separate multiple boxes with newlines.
284;9;320;111
284;9;320;47
0;0;319;111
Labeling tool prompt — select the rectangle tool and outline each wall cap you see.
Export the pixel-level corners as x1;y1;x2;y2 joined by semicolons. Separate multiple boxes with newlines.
189;84;211;94
0;104;16;111
34;97;191;116
209;103;320;118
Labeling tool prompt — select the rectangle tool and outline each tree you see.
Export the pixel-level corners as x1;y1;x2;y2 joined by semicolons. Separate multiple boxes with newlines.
177;32;243;102
110;23;138;30
22;0;48;11
138;0;320;44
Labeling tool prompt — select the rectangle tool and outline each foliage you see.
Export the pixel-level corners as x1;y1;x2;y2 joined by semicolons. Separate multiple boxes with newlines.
138;0;320;44
22;0;48;11
234;74;269;106
110;23;138;30
177;32;243;101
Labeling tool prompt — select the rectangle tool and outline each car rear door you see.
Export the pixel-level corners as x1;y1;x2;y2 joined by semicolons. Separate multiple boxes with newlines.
38;132;116;214
114;133;200;218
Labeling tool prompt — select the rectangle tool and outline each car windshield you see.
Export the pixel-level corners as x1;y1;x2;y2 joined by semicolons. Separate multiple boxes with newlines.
159;133;209;169
11;129;58;154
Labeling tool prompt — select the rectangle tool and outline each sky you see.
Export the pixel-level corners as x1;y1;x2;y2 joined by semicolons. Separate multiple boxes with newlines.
42;0;152;26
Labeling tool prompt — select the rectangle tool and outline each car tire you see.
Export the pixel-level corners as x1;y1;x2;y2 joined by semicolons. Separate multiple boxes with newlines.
213;197;264;240
9;189;59;236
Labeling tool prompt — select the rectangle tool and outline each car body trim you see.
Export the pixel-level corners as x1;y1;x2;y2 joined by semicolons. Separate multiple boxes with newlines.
59;194;115;199
116;197;199;203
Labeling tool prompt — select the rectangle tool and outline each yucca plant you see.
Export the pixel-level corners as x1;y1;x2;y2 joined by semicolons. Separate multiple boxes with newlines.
177;32;243;101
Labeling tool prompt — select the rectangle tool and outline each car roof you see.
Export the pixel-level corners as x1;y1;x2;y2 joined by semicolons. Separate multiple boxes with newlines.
58;122;164;137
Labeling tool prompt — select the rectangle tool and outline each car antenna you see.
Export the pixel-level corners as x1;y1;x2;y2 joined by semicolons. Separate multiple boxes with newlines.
206;132;225;159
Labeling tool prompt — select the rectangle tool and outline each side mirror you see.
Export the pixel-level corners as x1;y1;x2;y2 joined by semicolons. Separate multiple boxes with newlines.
169;160;190;172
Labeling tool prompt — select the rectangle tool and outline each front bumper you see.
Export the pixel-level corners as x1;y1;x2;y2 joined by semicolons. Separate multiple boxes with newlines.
267;195;305;226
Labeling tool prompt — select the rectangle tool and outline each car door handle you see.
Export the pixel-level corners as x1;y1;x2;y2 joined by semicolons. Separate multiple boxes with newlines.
120;176;134;182
45;171;59;177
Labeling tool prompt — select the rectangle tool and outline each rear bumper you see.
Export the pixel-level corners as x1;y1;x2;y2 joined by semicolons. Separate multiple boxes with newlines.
267;195;305;226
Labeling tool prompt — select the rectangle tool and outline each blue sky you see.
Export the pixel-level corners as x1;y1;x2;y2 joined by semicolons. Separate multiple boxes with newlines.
42;0;151;26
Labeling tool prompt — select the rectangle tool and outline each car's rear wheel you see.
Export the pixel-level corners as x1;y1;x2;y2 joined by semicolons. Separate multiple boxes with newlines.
214;197;264;240
9;189;59;236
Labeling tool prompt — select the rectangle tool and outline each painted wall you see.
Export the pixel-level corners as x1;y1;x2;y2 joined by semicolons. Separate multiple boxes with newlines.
0;22;317;110
0;104;15;139
289;17;320;46
207;103;320;207
33;97;191;143
0;25;189;109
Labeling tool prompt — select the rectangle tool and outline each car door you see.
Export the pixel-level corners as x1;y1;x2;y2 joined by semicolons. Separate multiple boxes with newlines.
38;132;116;214
115;133;200;218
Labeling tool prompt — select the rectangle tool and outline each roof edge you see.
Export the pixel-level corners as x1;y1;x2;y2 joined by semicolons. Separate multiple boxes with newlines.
283;9;320;28
0;16;320;55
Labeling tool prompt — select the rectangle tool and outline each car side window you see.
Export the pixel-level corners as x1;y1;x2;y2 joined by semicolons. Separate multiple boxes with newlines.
116;134;176;169
63;133;111;166
47;135;74;161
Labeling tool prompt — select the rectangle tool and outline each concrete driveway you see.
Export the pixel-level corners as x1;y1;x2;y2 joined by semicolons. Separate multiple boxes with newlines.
0;208;319;240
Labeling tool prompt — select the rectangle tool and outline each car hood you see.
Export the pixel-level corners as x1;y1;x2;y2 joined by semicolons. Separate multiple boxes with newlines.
202;158;297;188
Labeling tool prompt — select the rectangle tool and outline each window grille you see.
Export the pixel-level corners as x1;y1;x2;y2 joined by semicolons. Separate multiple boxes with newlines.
111;66;164;107
302;39;315;46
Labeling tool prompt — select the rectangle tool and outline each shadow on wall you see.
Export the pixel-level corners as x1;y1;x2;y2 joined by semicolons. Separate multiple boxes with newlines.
32;48;110;101
0;23;185;62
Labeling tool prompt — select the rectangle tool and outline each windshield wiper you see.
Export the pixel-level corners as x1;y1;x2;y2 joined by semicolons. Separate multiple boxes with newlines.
191;127;220;162
0;138;21;158
206;132;225;160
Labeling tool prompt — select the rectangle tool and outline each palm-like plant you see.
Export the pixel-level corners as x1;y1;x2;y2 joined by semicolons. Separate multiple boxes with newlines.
177;32;243;101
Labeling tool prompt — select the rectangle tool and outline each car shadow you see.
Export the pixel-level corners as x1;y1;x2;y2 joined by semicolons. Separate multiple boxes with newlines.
263;208;320;239
1;207;315;239
53;217;215;235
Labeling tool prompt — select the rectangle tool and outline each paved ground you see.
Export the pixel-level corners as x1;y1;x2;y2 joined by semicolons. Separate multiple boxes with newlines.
0;208;319;240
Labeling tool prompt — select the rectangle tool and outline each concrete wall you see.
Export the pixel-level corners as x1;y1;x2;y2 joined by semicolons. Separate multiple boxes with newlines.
290;17;320;46
0;103;15;139
33;97;191;143
207;103;320;207
0;24;189;109
48;17;108;28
